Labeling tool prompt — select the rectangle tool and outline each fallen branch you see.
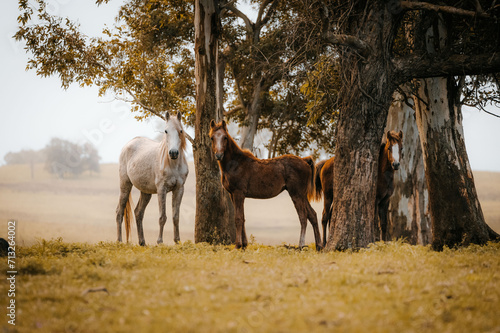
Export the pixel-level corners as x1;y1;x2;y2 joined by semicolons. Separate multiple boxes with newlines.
81;286;109;296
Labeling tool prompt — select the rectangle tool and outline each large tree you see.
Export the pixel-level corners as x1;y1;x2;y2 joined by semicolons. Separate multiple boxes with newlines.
291;0;500;250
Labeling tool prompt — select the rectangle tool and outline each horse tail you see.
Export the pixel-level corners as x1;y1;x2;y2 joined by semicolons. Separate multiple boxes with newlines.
303;156;316;202
124;193;134;242
312;160;327;202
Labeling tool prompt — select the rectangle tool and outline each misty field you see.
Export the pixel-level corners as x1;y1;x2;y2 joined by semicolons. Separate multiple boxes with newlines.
0;163;499;246
1;239;500;332
0;163;328;246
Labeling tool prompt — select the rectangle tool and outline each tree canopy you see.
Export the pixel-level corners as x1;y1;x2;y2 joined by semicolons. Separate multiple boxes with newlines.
16;0;337;154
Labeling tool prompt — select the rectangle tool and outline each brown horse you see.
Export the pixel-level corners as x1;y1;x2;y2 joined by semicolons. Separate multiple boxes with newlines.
314;130;403;246
209;120;323;250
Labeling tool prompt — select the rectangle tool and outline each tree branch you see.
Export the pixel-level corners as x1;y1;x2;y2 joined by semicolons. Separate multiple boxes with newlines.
224;3;253;34
228;62;247;111
257;0;278;28
224;104;244;117
120;88;194;144
400;1;491;19
393;52;500;82
323;32;371;57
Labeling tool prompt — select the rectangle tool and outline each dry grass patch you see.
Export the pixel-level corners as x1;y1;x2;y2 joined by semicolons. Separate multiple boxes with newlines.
1;239;499;332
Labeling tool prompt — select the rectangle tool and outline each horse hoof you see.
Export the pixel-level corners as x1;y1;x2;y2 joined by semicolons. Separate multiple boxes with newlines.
139;240;146;246
157;239;163;245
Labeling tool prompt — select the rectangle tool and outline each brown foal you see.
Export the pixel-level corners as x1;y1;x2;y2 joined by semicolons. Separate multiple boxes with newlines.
209;120;323;250
314;130;403;246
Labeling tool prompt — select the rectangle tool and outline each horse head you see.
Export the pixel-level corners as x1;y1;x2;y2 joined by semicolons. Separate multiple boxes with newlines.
164;112;186;160
209;120;228;161
385;130;403;171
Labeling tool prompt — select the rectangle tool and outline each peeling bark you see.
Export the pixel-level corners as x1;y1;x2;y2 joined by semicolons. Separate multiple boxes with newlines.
414;77;494;250
385;90;431;245
412;16;497;250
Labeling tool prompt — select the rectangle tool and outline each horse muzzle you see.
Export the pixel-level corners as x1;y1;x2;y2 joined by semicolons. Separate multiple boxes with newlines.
169;149;179;160
392;161;400;170
215;153;224;161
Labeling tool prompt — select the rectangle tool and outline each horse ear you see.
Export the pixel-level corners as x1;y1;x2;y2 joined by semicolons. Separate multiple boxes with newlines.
165;112;170;121
399;130;403;140
177;112;182;121
387;130;392;139
210;119;216;129
222;120;227;130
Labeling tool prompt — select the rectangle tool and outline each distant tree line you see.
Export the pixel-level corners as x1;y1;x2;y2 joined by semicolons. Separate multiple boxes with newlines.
4;138;100;178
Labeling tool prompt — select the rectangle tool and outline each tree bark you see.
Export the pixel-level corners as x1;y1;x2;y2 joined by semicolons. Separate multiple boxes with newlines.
194;0;233;244
322;0;500;250
326;4;398;250
385;89;431;245
414;77;496;250
412;16;498;250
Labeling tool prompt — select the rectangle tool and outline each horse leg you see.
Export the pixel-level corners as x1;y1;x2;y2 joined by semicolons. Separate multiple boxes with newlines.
242;223;248;248
116;181;132;242
305;201;322;251
135;191;151;246
374;200;382;242
321;195;333;248
290;195;308;248
379;198;390;242
157;187;167;244
231;192;246;249
171;186;184;244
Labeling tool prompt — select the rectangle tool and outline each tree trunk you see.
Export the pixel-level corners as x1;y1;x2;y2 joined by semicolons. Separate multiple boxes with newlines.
412;15;498;250
414;77;496;250
385;89;431;245
194;0;233;244
326;4;400;250
239;78;263;152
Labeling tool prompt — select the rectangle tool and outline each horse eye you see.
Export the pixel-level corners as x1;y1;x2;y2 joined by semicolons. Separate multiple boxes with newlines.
180;130;183;134
165;130;168;134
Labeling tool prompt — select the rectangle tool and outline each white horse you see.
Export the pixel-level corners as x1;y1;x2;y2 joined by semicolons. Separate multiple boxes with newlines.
116;112;189;246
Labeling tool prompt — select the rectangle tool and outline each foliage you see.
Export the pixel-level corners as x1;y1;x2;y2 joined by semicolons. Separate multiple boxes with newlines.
259;79;336;158
4;239;500;332
44;138;100;178
3;149;44;165
222;0;339;152
15;0;195;122
15;0;338;154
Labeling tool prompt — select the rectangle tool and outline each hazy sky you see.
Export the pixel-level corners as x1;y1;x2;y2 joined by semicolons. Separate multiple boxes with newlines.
1;1;500;171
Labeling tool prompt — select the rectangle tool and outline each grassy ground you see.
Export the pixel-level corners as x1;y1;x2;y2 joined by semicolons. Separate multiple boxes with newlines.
1;164;499;331
1;240;499;332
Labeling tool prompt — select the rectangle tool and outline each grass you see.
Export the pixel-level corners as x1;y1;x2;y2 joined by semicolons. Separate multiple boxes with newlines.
1;239;499;332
